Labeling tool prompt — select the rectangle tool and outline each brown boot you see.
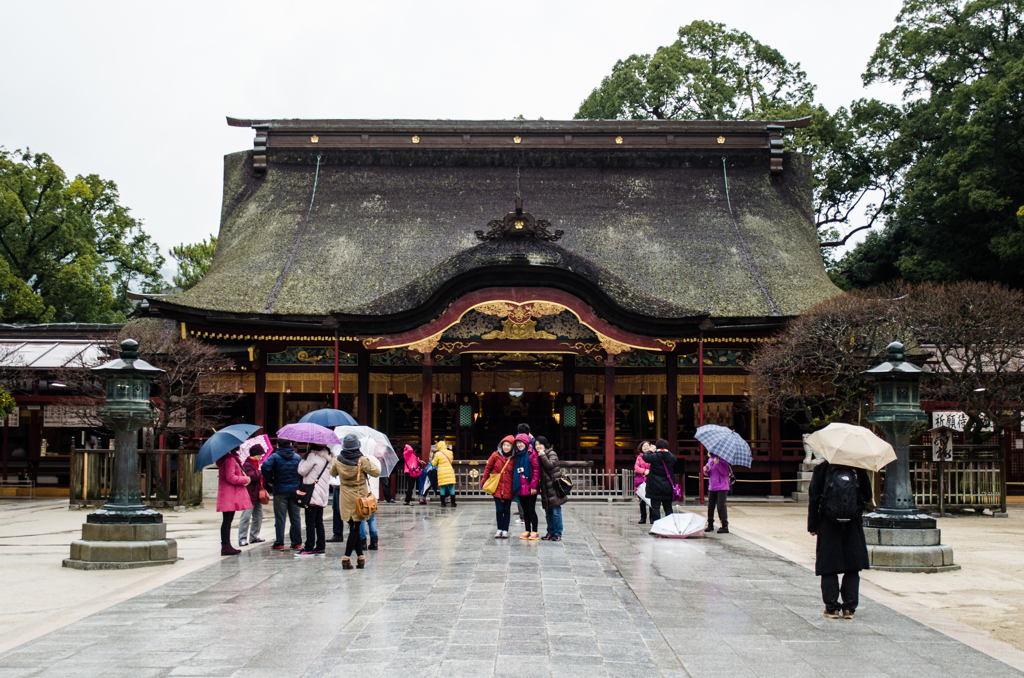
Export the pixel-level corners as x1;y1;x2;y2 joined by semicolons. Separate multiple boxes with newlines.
357;555;366;569
221;544;241;556
342;557;353;570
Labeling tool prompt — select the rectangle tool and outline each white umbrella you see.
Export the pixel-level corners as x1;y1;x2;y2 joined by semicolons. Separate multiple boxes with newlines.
332;425;399;476
649;512;707;538
804;422;896;472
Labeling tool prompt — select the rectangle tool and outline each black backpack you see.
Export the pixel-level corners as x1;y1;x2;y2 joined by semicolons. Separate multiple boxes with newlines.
821;465;861;523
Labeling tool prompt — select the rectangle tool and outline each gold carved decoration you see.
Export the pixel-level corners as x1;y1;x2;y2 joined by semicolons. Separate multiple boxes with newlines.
717;136;725;144
560;342;602;354
655;338;677;351
481;319;557;341
411;136;420;144
615;136;623;144
513;136;522;144
474;301;567;322
409;333;442;354
362;337;383;349
438;341;478;352
596;332;629;355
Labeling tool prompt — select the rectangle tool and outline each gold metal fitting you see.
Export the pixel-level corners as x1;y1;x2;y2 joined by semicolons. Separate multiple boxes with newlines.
310;135;319;143
615;136;623;144
717;136;725;144
412;136;420;144
513;136;522;144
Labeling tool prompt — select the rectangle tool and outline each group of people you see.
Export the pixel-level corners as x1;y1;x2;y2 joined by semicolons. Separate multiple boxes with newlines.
401;440;458;507
480;424;567;540
215;432;381;570
632;438;732;533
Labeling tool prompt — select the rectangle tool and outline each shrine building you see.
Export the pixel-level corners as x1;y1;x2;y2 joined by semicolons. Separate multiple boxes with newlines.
139;117;841;495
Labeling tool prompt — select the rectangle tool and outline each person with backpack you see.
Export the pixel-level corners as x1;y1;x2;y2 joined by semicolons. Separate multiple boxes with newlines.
641;439;678;522
703;452;732;534
808;460;873;619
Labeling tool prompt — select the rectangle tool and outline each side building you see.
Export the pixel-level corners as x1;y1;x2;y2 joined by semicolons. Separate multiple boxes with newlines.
140;117;842;496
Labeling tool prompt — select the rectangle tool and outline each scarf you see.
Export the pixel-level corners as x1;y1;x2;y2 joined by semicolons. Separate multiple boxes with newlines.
512;434;533;495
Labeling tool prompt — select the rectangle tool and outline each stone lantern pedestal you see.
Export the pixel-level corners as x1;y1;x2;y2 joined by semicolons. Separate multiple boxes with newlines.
63;340;179;570
861;342;958;573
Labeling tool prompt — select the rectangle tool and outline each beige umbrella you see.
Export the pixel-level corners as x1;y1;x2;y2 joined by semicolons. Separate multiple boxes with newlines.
804;422;896;472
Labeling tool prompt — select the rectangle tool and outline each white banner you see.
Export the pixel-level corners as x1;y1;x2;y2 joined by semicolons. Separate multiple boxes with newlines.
931;410;993;433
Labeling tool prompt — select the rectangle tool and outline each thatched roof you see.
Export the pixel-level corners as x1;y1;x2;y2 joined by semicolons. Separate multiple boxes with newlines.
158;119;839;328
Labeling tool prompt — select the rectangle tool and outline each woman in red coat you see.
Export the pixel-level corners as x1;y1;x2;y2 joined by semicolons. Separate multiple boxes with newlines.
216;451;252;556
482;435;515;539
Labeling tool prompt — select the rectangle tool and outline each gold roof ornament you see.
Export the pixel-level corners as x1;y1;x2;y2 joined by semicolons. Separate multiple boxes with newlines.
481;319;558;341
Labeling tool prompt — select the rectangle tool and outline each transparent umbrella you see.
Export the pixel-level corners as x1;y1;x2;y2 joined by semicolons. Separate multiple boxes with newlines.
333;425;399;476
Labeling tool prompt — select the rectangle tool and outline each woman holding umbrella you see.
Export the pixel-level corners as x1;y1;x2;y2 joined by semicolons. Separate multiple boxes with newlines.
193;424;261;556
216;448;252;556
703;453;732;533
694;424;754;534
296;445;332;556
331;433;381;569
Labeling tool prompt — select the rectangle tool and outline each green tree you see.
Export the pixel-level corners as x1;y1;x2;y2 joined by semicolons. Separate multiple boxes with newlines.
838;0;1024;287
170;235;217;291
575;21;898;258
0;148;166;323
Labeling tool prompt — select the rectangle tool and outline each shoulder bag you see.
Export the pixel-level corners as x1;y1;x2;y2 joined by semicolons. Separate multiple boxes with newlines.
541;453;573;498
482;456;512;495
258;476;270;505
354;462;378;519
662;456;683;502
295;456;327;509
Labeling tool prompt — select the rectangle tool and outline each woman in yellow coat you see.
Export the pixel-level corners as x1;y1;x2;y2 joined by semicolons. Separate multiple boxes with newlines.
330;433;380;570
433;440;457;508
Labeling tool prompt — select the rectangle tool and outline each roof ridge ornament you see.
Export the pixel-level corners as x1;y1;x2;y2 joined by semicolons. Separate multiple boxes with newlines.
475;198;563;242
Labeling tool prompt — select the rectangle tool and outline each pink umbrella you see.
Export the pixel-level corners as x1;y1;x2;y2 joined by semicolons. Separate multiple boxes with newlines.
276;423;341;447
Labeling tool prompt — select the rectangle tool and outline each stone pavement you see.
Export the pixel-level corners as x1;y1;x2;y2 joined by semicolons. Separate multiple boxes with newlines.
0;502;1021;678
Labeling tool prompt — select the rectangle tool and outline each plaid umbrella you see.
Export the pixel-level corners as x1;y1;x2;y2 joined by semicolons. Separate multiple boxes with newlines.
694;424;753;468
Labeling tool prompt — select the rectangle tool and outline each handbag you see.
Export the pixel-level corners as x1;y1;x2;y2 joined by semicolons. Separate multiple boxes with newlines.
295;456;327;509
258;477;270;505
662;457;683;502
482;456;512;495
540;453;572;498
354;463;378;519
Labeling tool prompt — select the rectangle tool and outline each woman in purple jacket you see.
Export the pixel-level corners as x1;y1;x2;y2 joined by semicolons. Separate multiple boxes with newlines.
703;452;732;534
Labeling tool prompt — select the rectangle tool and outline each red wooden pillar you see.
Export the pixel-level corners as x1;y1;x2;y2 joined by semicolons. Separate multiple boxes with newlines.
333;332;340;409
698;336;705;506
357;352;370;425
769;413;782;496
666;348;678;454
254;366;266;432
2;414;8;480
604;358;615;473
421;357;433;462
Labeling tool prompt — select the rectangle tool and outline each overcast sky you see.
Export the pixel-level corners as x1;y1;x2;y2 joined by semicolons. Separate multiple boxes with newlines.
1;0;904;282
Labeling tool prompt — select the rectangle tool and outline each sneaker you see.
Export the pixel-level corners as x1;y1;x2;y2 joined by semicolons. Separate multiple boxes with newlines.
313;550;326;556
842;610;855;620
519;532;530;540
251;538;266;544
419;499;427;505
295;550;316;557
290;544;302;550
239;540;248;546
528;532;540;540
501;531;509;539
823;609;840;619
326;536;345;543
540;534;552;540
551;535;562;541
515;518;523;524
495;530;503;539
271;544;285;551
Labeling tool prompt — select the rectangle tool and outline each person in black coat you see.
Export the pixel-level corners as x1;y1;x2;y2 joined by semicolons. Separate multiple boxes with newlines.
808;461;873;619
641;439;678;522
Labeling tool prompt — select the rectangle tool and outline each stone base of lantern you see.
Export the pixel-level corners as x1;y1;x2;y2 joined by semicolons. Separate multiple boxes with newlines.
791;461;821;503
63;522;180;570
863;514;960;573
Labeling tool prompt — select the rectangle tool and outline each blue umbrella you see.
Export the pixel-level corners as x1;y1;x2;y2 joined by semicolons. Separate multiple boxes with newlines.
193;424;262;471
694;424;753;468
298;408;358;427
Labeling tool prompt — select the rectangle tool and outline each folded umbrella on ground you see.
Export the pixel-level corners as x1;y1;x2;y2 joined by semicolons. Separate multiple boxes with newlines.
193;424;262;471
804;422;895;472
299;408;358;427
276;422;341;447
694;424;753;468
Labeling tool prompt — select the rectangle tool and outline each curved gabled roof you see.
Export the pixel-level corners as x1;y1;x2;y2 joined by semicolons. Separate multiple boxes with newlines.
158;118;839;328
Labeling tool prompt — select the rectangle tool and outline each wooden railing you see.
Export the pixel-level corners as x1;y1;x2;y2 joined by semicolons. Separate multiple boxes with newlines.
69;449;203;508
906;444;1006;513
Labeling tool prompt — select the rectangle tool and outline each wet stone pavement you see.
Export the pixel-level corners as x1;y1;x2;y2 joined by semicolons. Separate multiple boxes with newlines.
1;503;1021;678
